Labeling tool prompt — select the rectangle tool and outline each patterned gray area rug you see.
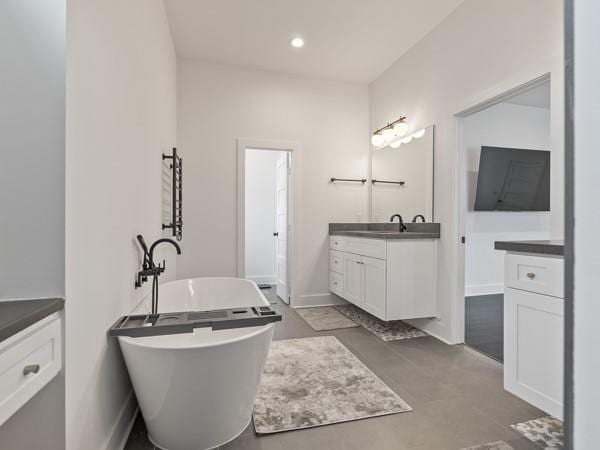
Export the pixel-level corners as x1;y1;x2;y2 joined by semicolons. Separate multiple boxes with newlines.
511;416;564;449
334;304;428;341
252;336;412;434
460;441;514;450
295;306;359;331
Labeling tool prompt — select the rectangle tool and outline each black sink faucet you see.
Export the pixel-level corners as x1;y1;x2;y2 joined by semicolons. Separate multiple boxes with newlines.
412;214;426;223
390;214;407;232
135;235;182;314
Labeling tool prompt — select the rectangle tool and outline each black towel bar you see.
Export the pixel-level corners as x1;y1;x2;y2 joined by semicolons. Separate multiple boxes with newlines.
330;177;367;184
162;148;183;241
371;179;405;186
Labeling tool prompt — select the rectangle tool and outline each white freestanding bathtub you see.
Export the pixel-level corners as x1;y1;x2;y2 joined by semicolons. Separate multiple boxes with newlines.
118;277;275;450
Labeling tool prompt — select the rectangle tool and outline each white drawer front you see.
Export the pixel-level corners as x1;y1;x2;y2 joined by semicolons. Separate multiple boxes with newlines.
330;236;345;251
330;250;344;275
345;237;386;260
330;271;344;297
0;314;62;426
505;253;564;298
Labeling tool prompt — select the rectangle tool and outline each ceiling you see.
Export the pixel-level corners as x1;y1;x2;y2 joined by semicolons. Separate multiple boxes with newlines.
503;81;551;109
163;0;464;83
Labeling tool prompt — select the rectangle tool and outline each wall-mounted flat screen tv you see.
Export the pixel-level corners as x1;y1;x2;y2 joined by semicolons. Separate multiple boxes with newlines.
474;146;550;211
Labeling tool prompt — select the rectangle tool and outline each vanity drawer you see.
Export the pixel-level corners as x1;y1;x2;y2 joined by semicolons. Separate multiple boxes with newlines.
330;236;345;251
345;237;386;260
330;271;344;297
0;313;62;426
505;253;564;298
330;250;344;274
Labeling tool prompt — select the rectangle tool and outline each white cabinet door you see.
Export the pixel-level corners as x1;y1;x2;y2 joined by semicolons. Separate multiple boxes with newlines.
385;240;438;320
343;253;363;306
504;287;564;419
363;256;386;319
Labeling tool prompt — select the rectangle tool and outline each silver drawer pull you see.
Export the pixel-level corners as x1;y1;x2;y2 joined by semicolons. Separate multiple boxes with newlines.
23;364;40;376
333;282;338;286
526;272;536;280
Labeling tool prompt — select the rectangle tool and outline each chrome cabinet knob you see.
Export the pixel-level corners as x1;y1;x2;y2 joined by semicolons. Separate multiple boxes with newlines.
526;272;536;280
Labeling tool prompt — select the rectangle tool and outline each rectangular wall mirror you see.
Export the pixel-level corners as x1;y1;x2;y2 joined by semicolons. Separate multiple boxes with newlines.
370;125;434;222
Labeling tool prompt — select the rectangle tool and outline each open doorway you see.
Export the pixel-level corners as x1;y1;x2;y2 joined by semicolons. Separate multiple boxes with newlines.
244;148;290;302
237;141;295;305
459;78;552;362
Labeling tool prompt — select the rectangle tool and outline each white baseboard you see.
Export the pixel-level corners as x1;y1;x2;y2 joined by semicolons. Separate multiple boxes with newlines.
465;283;504;297
104;390;138;450
293;292;348;308
246;275;276;284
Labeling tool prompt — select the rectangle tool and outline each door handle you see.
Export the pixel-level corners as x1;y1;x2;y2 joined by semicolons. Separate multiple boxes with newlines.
273;232;279;237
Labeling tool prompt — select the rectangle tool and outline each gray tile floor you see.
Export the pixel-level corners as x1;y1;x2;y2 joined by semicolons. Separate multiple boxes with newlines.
125;288;543;450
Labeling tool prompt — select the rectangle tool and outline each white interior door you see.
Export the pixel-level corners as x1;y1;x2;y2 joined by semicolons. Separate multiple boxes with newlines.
275;153;289;302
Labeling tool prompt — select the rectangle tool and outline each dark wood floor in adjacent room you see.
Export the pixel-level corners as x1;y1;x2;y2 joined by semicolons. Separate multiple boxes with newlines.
465;294;504;363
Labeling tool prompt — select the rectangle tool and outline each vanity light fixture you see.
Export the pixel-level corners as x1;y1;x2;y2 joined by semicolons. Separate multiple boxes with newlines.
412;128;426;139
371;134;385;147
382;128;396;143
290;37;304;48
384;127;427;149
371;116;407;147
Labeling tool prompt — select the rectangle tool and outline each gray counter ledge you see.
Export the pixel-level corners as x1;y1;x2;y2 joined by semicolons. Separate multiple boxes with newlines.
329;222;440;240
494;240;564;256
0;298;64;343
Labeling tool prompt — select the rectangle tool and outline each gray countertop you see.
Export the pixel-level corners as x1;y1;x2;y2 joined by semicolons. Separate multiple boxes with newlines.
494;240;564;256
329;222;440;240
0;298;64;342
331;230;440;239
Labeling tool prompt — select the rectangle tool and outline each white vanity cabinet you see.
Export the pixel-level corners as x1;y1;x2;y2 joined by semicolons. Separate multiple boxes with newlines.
503;252;564;419
0;312;62;426
329;235;438;321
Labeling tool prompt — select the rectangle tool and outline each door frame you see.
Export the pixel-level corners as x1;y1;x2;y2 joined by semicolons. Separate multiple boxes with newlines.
453;72;552;344
236;138;299;305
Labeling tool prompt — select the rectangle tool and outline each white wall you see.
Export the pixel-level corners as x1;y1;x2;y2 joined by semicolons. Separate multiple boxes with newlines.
245;149;279;284
573;0;600;447
178;61;369;306
0;3;66;449
65;1;177;449
0;0;65;299
369;0;564;343
463;102;551;296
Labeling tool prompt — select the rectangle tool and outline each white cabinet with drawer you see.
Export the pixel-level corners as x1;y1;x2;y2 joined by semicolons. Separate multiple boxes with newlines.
502;251;564;419
329;235;438;321
505;253;564;298
0;312;62;426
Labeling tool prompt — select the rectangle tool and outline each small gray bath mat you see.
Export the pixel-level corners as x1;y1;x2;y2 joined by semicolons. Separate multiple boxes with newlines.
252;336;412;434
460;441;513;450
295;306;359;331
510;416;563;449
334;304;428;341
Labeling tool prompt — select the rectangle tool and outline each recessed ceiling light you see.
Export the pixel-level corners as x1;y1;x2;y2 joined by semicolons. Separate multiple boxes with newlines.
290;37;304;48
